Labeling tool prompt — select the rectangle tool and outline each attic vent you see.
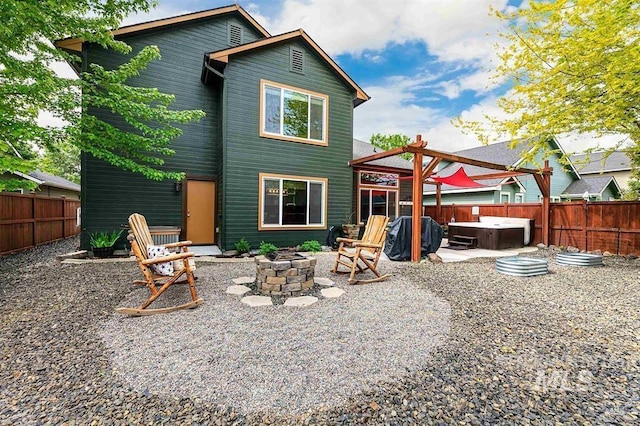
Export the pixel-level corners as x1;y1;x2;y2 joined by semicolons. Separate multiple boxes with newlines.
228;23;243;47
290;47;305;74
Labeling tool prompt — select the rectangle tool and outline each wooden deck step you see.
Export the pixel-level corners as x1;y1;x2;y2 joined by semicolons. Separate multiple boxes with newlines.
446;235;478;250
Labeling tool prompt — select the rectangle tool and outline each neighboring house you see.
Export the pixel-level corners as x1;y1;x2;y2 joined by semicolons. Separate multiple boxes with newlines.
351;139;414;222
422;137;621;204
56;5;369;250
570;151;632;192
1;170;81;200
561;175;621;201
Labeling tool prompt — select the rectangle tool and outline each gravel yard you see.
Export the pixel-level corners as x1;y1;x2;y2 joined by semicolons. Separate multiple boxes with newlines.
1;237;639;424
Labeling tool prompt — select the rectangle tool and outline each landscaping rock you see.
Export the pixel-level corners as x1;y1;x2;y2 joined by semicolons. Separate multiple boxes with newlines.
283;296;318;307
1;236;638;424
226;285;251;296
240;295;273;307
320;288;345;298
427;253;443;263
232;276;254;285
314;277;334;287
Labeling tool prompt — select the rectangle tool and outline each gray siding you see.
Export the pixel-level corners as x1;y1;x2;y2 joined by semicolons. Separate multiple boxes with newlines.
80;14;264;248
222;40;356;249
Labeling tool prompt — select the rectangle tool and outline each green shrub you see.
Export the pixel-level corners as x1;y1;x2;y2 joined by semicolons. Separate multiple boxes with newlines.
258;241;278;255
300;240;322;253
89;229;123;248
234;237;251;254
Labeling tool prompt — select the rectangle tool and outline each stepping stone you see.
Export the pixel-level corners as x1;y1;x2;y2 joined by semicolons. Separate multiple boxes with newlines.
233;276;254;285
284;296;318;307
314;277;334;287
321;287;345;298
241;295;272;307
226;285;251;296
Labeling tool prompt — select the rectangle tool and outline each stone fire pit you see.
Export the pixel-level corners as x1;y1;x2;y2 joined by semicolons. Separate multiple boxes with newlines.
255;253;317;296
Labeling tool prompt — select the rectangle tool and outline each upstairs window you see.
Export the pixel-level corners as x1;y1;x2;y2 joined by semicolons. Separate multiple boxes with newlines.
260;79;328;145
228;23;243;46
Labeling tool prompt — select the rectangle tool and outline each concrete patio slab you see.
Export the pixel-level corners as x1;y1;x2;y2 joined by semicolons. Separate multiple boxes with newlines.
436;239;539;263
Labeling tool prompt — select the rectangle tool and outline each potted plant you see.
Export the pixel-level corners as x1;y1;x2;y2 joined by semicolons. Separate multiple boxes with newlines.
89;229;124;258
342;212;361;239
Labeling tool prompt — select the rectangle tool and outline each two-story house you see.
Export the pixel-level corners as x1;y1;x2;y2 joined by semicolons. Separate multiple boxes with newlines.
56;5;369;250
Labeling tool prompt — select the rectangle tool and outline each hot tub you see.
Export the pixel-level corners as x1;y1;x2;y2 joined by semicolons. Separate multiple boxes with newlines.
448;222;525;250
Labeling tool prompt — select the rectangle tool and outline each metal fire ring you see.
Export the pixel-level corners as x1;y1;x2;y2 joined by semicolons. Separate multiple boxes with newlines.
496;256;548;277
557;252;604;267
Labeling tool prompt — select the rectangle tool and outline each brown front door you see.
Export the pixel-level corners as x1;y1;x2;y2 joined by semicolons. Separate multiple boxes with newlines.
186;180;215;244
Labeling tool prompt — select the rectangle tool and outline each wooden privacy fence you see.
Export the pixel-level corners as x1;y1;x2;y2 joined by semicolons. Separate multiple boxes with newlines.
424;200;640;256
0;193;80;255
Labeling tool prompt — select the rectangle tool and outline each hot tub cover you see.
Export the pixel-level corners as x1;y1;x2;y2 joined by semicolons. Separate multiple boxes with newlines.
384;216;443;261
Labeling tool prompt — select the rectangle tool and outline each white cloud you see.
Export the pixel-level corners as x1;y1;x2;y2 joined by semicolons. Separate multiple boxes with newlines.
270;0;511;64
353;71;444;142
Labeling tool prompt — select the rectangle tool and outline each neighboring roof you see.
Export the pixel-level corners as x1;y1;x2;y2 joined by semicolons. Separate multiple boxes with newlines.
55;4;270;53
207;29;370;106
424;137;580;194
570;151;632;174
27;170;80;192
562;176;621;197
352;139;413;172
449;140;525;166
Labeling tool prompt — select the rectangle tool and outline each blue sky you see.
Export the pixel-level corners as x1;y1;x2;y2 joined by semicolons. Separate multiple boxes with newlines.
49;0;621;153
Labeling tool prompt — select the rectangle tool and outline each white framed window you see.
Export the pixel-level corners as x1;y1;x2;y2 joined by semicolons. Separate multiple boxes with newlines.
260;79;328;145
358;171;399;223
500;192;511;203
550;196;561;202
514;193;524;203
259;173;327;230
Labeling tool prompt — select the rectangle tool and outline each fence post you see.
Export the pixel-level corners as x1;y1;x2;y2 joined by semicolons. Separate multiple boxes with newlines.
31;194;37;247
582;200;588;251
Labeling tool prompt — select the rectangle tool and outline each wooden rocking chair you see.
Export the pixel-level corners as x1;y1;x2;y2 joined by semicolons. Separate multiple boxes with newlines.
331;215;391;284
116;213;203;316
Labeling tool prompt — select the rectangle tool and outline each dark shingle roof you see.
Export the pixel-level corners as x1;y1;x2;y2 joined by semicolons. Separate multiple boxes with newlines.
562;176;617;196
28;170;80;192
451;140;526;166
352;139;414;171
570;151;631;174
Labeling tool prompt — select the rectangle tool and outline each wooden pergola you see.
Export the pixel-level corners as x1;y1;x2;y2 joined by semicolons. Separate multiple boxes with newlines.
349;136;553;262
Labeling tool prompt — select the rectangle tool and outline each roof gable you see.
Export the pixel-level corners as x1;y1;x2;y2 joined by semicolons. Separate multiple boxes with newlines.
55;4;270;53
207;29;369;106
570;151;632;174
562;175;620;197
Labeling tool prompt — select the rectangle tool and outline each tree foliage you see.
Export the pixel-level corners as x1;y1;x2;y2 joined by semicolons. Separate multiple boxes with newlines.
39;139;81;184
459;0;640;198
370;133;413;161
0;0;205;191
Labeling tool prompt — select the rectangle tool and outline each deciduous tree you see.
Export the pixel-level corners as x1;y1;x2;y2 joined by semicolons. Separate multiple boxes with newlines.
370;133;413;161
459;0;640;198
0;0;205;191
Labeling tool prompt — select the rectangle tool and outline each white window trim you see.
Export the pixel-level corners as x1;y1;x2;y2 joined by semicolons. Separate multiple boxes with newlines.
550;196;561;202
259;79;328;146
500;191;511;203
258;173;327;230
514;192;525;203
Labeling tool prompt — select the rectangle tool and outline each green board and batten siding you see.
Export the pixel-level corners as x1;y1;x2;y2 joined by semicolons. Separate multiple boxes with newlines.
80;15;264;249
222;39;355;249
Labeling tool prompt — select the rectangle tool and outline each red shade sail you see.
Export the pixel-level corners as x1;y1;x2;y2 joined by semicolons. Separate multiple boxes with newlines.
431;167;488;188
